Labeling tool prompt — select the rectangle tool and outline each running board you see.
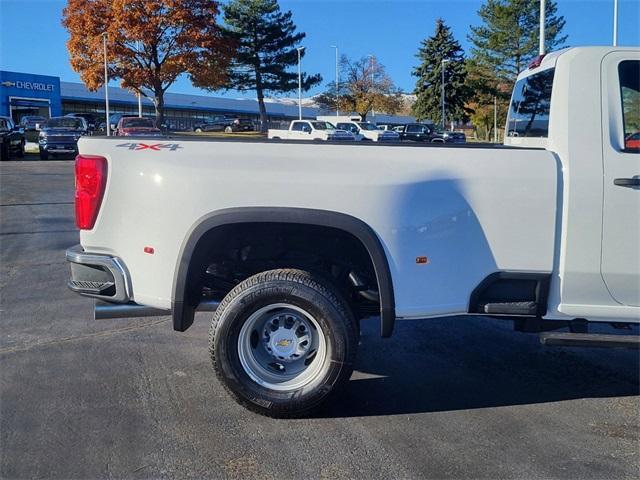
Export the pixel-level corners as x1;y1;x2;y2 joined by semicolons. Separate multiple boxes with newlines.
95;299;219;320
540;332;640;349
483;301;537;315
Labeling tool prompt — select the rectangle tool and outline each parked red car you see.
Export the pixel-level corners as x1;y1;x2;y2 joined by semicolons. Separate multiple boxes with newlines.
116;117;163;137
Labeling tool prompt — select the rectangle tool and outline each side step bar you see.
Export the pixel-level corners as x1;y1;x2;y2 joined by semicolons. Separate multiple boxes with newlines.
540;332;640;349
95;299;219;320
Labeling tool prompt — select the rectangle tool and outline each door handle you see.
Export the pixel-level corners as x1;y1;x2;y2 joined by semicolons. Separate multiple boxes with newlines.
613;178;640;188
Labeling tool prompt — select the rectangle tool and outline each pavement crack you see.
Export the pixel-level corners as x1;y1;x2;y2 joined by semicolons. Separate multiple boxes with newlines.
0;318;171;355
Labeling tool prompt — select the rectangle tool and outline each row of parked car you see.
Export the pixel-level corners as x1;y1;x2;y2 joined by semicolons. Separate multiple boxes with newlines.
0;113;166;160
2;112;468;161
268;117;467;144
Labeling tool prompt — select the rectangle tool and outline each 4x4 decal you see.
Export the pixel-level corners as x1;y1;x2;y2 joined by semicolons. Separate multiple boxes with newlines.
116;143;182;151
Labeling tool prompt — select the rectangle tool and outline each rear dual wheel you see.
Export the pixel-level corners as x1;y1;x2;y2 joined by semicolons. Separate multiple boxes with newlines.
210;269;358;417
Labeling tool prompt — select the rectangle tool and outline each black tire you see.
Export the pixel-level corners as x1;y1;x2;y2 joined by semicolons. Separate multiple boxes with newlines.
16;140;25;158
39;150;49;160
0;142;8;161
210;268;358;418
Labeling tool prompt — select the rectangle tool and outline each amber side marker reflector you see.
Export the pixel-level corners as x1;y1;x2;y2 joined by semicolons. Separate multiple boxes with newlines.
144;246;155;254
416;256;429;264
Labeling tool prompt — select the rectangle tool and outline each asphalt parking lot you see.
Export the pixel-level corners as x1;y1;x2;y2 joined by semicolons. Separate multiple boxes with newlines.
1;156;639;479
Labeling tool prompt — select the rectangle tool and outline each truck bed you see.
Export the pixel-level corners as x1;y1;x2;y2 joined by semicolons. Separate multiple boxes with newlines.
78;135;558;318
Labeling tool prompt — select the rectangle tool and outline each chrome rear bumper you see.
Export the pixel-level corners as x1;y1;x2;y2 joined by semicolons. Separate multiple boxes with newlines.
67;245;220;320
66;245;131;303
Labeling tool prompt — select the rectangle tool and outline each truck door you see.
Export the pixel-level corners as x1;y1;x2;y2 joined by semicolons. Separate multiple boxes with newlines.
601;53;640;307
290;121;309;140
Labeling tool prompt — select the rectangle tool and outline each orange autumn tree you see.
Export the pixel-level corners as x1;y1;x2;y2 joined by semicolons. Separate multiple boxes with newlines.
62;0;234;125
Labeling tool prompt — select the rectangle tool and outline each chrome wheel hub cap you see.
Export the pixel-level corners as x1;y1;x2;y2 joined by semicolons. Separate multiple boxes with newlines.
264;314;311;361
238;303;326;391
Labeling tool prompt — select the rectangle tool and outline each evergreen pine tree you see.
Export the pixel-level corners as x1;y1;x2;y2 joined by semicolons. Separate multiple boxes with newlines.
223;0;321;131
469;0;566;83
412;19;469;125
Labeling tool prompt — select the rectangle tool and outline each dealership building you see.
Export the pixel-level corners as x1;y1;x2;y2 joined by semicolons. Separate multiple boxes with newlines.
0;70;414;130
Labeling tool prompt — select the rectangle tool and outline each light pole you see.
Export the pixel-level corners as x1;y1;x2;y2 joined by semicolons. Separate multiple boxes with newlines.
137;41;143;117
493;96;498;143
330;45;339;117
368;54;375;120
297;46;305;120
441;58;450;130
539;0;546;55
102;32;111;136
613;0;618;46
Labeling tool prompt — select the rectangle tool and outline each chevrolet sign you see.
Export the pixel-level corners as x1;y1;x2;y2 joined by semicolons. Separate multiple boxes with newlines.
13;81;55;92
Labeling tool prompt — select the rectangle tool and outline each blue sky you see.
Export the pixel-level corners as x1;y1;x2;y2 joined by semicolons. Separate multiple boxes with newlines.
1;0;639;99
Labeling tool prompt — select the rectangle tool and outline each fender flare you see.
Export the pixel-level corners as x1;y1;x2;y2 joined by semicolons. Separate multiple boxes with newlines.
171;207;396;337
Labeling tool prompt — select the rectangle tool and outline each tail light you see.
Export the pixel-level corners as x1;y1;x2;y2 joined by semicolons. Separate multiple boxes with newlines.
528;54;546;69
75;155;107;230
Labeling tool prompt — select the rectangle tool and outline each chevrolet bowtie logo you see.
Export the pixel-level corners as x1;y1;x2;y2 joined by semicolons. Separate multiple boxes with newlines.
1;81;16;87
275;339;292;348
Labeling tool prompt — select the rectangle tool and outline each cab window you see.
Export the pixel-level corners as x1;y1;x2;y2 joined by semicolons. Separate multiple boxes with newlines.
406;124;425;133
337;123;357;133
292;122;311;132
507;68;554;137
619;60;640;152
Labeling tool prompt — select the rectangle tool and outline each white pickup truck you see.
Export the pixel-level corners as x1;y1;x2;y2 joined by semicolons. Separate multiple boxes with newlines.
267;119;355;141
67;47;639;417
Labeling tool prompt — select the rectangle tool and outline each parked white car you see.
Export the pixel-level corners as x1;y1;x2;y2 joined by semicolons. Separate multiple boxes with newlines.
67;47;639;417
335;120;401;142
267;120;355;141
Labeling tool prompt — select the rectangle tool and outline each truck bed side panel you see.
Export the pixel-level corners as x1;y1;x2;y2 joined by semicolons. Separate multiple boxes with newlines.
78;139;558;318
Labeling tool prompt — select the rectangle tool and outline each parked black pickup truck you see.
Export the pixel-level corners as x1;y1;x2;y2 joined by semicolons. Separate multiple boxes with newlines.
193;115;254;133
38;116;87;160
0;116;25;161
399;123;466;143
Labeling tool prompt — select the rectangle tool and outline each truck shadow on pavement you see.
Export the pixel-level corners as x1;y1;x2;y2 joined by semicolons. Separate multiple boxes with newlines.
316;316;640;418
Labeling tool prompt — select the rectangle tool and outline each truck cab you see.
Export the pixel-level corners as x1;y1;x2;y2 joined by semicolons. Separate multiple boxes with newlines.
504;48;640;317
